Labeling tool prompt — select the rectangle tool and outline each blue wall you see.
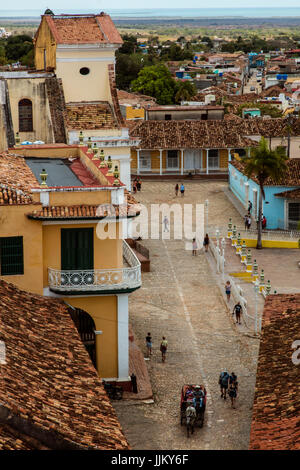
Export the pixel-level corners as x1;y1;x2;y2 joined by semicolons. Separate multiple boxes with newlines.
228;163;296;229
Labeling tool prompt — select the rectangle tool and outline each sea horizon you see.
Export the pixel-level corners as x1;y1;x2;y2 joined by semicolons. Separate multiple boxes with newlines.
1;7;300;19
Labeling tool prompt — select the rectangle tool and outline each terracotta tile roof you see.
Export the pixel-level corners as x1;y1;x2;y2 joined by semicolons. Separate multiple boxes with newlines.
66;102;118;130
250;294;300;450
262;86;286;98
230;157;300;186
130;120;258;150
117;89;157;107
27;202;140;220
0;152;38;192
0;184;33;205
274;188;300;198
0;424;49;450
44;13;122;45
230;116;300;138
0;279;129;450
108;64;125;127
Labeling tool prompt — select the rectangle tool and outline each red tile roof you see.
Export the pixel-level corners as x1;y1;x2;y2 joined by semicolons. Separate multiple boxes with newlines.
66;102;118;130
230;157;300;186
274;188;300;199
130;120;257;150
44;13;122;45
250;294;300;450
27;202;140;220
0;152;38;192
117;89;157;107
0;185;33;205
0;279;129;450
69;158;103;186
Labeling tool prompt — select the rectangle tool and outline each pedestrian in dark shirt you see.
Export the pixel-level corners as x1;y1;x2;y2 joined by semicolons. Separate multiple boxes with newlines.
145;332;152;357
203;233;209;252
233;302;242;324
175;183;179;197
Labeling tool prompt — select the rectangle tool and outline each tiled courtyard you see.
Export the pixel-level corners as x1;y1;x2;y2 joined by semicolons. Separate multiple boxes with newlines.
114;181;260;450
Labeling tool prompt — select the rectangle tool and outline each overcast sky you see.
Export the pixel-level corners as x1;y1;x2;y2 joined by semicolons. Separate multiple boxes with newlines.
2;1;298;11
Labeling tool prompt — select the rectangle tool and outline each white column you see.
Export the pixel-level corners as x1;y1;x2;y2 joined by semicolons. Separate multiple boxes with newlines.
244;182;249;210
228;148;232;162
159;149;162;175
137;149;140;175
253;188;258;218
181;149;184;175
117;294;129;380
206;149;209;175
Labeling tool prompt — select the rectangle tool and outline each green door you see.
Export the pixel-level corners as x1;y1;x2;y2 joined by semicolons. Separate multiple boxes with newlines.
61;228;94;270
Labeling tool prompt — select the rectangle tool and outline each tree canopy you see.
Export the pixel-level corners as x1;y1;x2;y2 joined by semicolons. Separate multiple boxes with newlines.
131;64;177;104
242;138;288;248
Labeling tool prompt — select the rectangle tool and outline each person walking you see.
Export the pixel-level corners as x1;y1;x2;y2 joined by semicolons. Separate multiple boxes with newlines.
219;370;230;400
244;214;248;230
175;183;179;197
248;200;252;215
228;372;238;409
203;233;209;252
137;177;141;192
192;238;198;256
180;183;185;197
247;215;251;230
233;302;242;324
160;336;168;362
145;332;152;357
133;180;137;194
163;216;169;233
225;281;231;302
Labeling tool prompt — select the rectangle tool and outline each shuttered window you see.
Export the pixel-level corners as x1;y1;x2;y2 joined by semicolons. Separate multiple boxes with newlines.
19;99;33;132
0;237;24;275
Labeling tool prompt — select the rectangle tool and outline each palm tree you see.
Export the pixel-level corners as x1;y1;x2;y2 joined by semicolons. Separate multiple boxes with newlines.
242;137;288;249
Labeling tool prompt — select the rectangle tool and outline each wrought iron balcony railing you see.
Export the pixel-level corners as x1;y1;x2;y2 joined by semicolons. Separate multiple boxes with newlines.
48;241;141;293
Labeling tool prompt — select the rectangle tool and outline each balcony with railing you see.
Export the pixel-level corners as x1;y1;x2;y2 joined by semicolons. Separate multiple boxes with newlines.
48;240;141;294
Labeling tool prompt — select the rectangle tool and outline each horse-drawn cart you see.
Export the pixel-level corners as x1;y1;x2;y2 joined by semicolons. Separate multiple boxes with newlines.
180;384;206;437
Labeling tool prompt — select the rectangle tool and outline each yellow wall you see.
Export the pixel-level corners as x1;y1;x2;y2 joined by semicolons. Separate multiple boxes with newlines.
131;148;230;171
56;49;115;103
34;17;56;70
126;107;144;120
15;146;79;158
65;295;118;378
0;205;43;295
0;106;8;152
243;238;299;249
42;222;123;286
48;190;111;206
7;78;54;143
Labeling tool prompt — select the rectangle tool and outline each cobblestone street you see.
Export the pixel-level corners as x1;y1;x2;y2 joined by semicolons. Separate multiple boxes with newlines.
114;181;260;450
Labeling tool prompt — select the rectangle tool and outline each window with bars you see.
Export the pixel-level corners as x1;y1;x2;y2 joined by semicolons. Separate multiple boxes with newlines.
19;99;33;132
167;150;179;169
0;237;24;275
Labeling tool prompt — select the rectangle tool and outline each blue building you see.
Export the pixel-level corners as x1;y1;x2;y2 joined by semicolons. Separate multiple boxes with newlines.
229;159;300;230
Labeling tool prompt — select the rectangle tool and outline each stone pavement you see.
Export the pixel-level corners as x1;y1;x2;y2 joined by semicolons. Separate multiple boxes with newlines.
114;181;260;450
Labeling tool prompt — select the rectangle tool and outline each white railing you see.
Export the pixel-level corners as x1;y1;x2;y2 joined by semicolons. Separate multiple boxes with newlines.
207;225;300;241
209;239;261;334
48;240;141;292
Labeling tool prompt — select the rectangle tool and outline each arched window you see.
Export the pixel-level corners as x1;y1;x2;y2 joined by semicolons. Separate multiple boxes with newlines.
19;99;33;132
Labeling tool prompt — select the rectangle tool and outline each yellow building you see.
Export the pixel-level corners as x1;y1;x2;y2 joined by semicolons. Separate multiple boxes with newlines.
0;145;141;386
130;120;256;176
0;11;137;190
